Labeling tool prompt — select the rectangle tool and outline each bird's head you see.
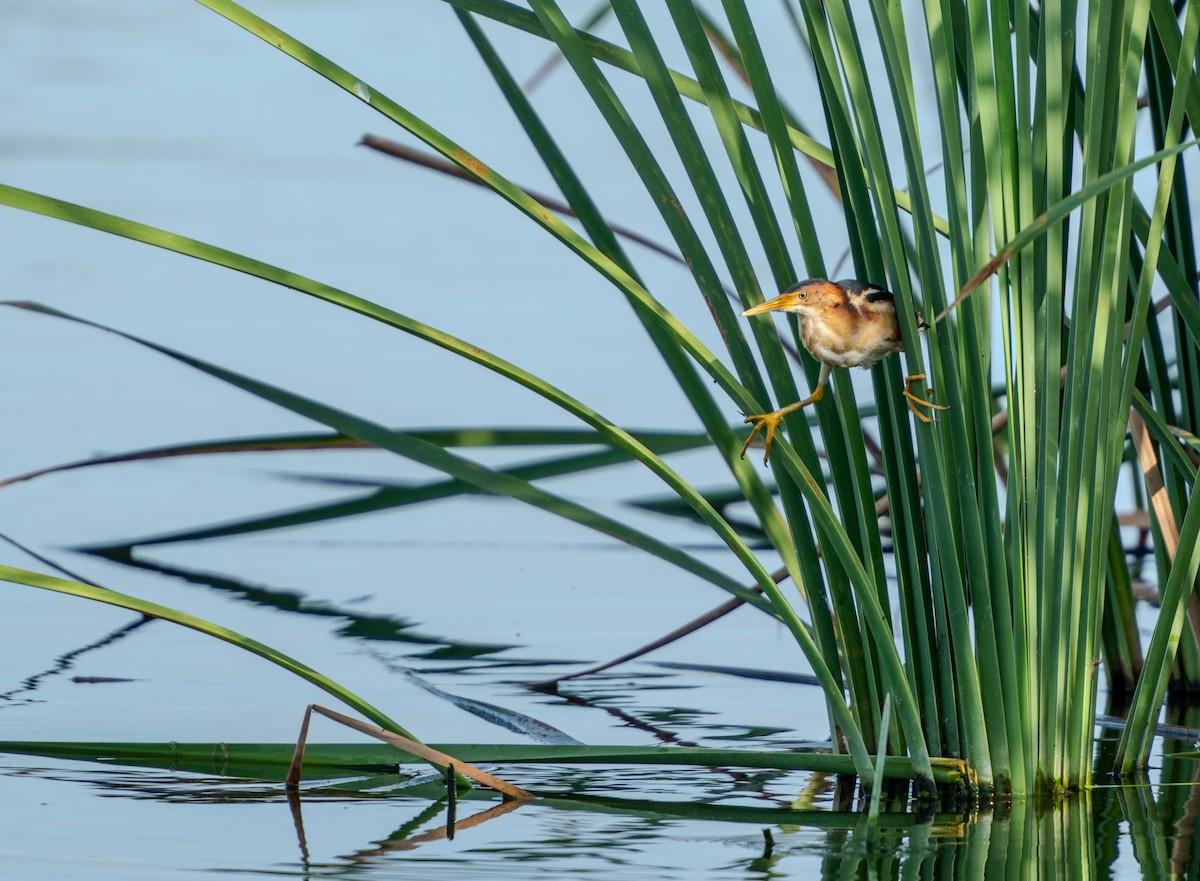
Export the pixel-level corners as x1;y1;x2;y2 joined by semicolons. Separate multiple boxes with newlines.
741;279;847;318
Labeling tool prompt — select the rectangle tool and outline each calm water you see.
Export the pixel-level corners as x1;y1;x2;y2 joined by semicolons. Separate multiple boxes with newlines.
0;2;1188;878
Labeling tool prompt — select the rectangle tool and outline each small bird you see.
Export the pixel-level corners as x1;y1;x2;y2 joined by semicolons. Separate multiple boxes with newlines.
740;278;946;463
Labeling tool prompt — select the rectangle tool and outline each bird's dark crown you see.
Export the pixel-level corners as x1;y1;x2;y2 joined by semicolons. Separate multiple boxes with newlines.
785;278;894;303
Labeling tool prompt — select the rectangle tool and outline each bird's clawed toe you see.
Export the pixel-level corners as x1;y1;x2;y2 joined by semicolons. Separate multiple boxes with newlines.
902;373;949;423
741;411;784;465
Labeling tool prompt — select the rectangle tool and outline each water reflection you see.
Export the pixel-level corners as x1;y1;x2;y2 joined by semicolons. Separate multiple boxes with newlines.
0;615;152;705
7;751;1200;879
86;550;516;657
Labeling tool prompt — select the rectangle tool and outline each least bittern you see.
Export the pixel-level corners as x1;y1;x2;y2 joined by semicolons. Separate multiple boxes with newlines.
739;278;947;463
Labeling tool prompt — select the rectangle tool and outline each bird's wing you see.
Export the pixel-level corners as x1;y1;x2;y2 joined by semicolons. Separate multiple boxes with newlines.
837;279;894;303
837;280;930;330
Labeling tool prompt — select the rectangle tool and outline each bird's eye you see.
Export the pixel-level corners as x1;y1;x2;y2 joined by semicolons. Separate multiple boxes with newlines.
798;291;807;299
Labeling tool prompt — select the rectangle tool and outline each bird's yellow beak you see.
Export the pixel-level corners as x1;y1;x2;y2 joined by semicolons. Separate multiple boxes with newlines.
741;291;804;317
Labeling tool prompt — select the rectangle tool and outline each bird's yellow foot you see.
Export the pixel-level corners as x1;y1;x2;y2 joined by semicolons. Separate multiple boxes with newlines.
902;373;949;424
739;386;825;463
741;410;786;464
